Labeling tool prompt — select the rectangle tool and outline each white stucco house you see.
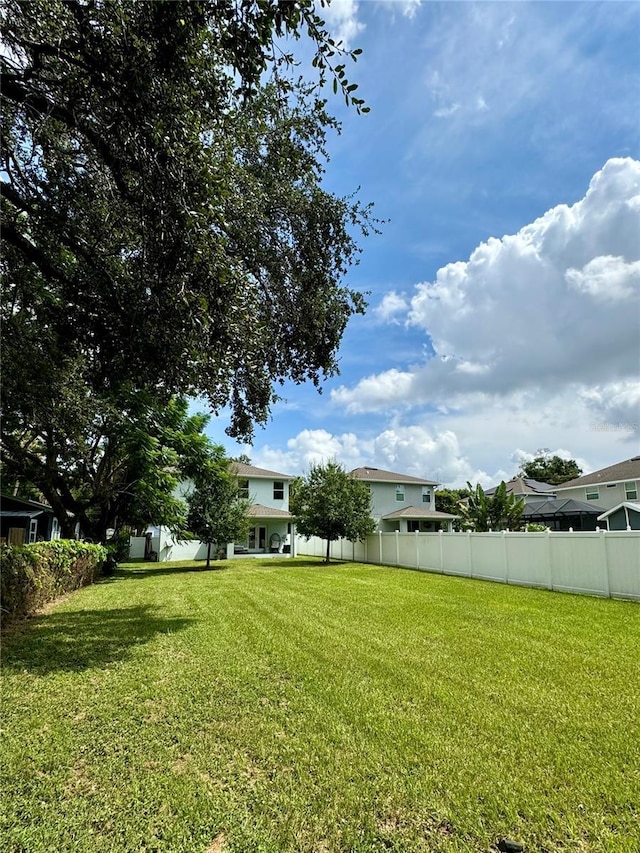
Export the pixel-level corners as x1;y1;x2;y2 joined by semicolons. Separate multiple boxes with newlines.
231;462;295;554
350;467;458;532
130;462;296;561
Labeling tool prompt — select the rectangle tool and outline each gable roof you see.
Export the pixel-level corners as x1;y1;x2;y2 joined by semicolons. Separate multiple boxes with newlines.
350;467;439;486
596;501;640;520
485;477;555;497
231;462;293;481
555;457;640;490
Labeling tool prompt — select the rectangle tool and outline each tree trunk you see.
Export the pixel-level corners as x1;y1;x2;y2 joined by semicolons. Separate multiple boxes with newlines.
325;537;331;564
206;541;211;569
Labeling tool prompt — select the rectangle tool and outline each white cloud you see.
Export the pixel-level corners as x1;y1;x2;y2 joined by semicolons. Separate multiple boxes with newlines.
333;158;640;412
372;290;409;323
255;429;367;475
321;0;364;50
253;422;502;488
566;256;640;302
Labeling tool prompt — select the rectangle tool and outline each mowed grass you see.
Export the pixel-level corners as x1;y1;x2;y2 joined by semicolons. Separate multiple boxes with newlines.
2;558;639;853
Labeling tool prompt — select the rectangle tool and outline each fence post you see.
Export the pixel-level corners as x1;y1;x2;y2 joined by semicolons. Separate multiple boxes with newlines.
395;530;400;566
415;530;420;570
502;530;509;584
467;530;473;577
379;530;382;565
439;529;444;573
546;528;553;590
600;529;611;598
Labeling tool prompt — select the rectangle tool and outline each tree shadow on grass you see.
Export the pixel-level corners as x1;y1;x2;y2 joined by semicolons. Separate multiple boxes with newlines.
108;557;332;581
103;563;225;582
2;605;194;674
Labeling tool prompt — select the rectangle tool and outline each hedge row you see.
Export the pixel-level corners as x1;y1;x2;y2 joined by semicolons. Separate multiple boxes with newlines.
0;539;107;627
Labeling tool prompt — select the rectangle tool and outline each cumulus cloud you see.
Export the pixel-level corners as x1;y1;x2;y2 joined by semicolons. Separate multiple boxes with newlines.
372;290;409;323
255;429;367;475
333;158;640;414
254;424;503;488
566;256;640;302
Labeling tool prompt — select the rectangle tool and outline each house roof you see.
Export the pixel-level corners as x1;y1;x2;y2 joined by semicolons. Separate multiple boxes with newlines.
0;510;44;518
555;456;640;490
522;498;604;518
485;477;555;497
231;463;294;481
382;506;459;520
1;494;53;512
596;501;640;520
247;504;292;519
350;467;439;486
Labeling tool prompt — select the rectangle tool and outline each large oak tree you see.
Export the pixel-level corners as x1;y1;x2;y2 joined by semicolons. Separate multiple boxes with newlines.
1;1;375;536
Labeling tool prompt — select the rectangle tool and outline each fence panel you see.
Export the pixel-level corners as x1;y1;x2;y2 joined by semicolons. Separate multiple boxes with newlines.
379;533;399;565
505;533;550;588
416;533;442;572
606;532;640;600
440;533;472;576
468;533;507;582
549;533;608;596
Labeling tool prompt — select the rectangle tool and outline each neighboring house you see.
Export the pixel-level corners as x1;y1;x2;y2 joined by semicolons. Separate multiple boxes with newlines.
597;502;640;531
485;476;556;503
554;456;640;512
0;495;62;545
350;467;458;532
231;463;294;554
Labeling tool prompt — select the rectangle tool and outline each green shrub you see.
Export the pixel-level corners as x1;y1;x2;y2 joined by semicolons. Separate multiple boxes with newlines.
0;540;106;627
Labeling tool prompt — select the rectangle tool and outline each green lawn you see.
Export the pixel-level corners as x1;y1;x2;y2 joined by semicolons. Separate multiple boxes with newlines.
2;558;639;853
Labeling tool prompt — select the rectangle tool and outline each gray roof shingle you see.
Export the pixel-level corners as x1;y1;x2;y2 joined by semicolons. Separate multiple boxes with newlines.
555;457;640;490
350;467;439;486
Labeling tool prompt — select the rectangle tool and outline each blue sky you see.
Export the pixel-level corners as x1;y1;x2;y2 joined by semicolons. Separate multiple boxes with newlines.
202;0;640;486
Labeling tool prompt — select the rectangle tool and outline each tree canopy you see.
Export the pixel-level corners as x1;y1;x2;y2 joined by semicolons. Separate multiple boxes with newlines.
2;1;374;420
518;454;582;485
434;487;469;529
1;0;377;531
461;482;525;532
290;461;375;562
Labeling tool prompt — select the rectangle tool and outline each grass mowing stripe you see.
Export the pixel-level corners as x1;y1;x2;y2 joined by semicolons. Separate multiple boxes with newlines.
2;557;638;852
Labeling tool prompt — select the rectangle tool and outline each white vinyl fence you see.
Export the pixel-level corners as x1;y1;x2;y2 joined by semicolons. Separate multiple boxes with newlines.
296;530;640;601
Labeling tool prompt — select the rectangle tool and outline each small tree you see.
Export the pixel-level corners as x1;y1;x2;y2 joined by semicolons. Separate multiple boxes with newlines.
290;461;376;564
186;463;251;569
462;482;525;532
434;487;469;531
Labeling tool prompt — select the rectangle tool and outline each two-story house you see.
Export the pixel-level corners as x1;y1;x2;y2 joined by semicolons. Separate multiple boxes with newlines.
350;467;458;532
231;462;294;553
553;456;640;531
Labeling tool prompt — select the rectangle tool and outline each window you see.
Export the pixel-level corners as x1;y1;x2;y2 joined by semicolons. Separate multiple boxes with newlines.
29;518;38;543
238;479;249;499
407;520;420;532
273;481;284;500
422;487;431;504
585;487;599;501
395;484;405;502
625;481;638;500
